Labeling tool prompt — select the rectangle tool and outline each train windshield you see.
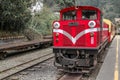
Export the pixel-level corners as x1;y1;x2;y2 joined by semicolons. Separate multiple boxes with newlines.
62;10;76;20
82;10;97;20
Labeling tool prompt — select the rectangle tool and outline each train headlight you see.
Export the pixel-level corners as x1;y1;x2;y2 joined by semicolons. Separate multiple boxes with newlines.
53;22;60;29
88;21;96;28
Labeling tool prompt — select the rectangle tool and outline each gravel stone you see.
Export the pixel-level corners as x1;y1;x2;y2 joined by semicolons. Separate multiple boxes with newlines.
7;59;58;80
27;68;36;71
19;72;29;75
9;76;19;80
34;66;42;68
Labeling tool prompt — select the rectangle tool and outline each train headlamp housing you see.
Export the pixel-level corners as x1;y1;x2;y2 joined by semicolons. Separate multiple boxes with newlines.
88;21;96;28
53;22;60;29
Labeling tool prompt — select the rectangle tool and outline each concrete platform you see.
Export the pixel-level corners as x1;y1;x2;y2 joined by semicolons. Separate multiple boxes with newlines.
96;36;119;80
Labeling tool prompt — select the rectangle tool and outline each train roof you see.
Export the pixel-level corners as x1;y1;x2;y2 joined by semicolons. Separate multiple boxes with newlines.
60;6;102;13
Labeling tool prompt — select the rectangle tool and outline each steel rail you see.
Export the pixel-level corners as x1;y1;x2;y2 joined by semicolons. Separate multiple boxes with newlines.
0;51;54;80
58;73;82;80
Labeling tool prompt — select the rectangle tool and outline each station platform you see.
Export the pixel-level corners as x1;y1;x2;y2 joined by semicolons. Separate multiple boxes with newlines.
96;36;119;80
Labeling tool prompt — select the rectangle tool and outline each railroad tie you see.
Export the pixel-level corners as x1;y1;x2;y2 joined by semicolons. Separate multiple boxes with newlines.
59;73;82;80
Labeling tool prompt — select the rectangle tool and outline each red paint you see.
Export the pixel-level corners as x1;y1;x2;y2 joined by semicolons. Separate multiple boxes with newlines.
53;6;115;49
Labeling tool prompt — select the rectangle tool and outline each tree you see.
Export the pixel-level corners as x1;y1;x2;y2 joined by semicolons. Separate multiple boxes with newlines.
55;0;75;9
43;0;55;8
30;6;58;35
0;0;32;33
112;0;120;16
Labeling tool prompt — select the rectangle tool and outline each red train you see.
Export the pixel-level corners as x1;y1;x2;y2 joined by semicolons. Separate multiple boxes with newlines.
53;6;115;73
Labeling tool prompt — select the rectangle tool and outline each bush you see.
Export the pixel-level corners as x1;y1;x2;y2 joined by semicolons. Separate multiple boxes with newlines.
30;7;58;35
0;0;32;33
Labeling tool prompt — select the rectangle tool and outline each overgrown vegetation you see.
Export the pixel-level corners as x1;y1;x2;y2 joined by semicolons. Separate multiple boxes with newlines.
29;6;58;35
55;0;75;9
0;0;119;36
112;0;120;17
0;0;32;33
54;0;120;21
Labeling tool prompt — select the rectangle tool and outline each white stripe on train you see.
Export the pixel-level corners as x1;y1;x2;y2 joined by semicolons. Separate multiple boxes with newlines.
53;28;108;44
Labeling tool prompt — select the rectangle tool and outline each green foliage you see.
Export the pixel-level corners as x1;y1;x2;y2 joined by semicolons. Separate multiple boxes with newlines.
30;7;58;35
99;0;119;21
55;0;75;9
55;0;100;9
112;0;120;16
43;0;55;8
0;0;32;33
54;0;119;21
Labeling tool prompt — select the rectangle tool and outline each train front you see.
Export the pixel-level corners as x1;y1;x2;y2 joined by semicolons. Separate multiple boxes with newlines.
53;6;102;73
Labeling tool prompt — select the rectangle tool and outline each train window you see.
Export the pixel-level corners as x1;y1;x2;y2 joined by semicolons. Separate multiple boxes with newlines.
82;10;97;20
62;10;76;20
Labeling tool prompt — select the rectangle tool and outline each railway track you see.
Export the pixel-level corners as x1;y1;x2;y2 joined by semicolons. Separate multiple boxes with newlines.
58;73;83;80
1;48;108;80
57;48;109;80
0;48;53;80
